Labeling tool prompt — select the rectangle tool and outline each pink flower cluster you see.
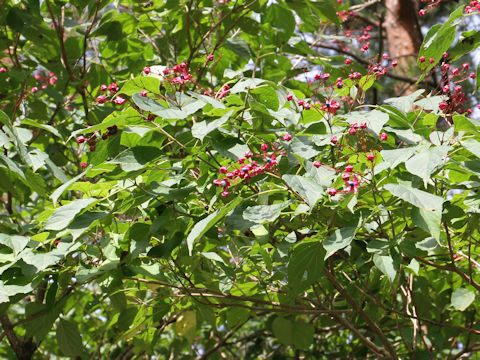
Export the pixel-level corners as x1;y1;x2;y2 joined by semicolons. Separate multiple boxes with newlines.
213;139;290;197
97;83;125;105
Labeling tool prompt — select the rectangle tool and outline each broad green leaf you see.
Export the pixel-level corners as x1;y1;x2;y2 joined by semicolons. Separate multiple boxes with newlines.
230;78;265;94
462;139;480;159
323;227;356;259
451;288;475;311
186;197;242;255
412;207;441;240
120;76;161;96
132;93;187;119
226;37;254;58
384;183;443;211
405;146;451;187
384;90;425;114
56;319;86;358
192;110;233;141
44;197;97;231
243;201;291;223
0;234;29;257
175;310;196;343
50;169;89;204
0;109;12;129
272;317;314;350
187;91;226;109
21;250;63;271
343;110;388;135
288;239;325;283
226;307;250;328
21;118;62;138
282;174;324;208
110;146;163;172
380;147;418;169
289;136;319;160
373;254;397;282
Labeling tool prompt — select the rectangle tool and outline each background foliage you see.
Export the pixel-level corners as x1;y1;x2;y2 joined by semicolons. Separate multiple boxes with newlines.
1;0;480;358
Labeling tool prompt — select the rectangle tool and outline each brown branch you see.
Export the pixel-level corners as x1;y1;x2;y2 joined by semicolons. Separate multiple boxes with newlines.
323;269;398;359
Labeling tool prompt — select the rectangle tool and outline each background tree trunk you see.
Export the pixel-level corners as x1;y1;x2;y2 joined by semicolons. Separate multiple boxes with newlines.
385;0;423;94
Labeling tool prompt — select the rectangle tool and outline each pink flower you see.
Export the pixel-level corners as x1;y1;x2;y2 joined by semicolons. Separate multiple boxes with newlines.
419;9;426;16
97;95;107;104
345;164;353;172
0;67;7;73
80;162;88;168
330;136;338;144
76;136;86;144
379;133;388;141
31;87;38;93
428;58;435;64
261;143;268;151
297;99;304;106
367;153;375;161
419;56;425;63
207;54;215;62
344;59;352;65
108;83;118;93
470;73;477;79
287;94;293;101
219;166;228;174
391;60;398;67
462;63;469;70
49;76;57;85
360;122;367;129
114;96;126;105
143;66;151;74
162;68;170;75
283;134;292;141
141;90;148;97
342;173;350;181
451;68;459;76
100;84;107;92
439;101;448;110
313;161;321;168
344;176;359;194
328;187;337;196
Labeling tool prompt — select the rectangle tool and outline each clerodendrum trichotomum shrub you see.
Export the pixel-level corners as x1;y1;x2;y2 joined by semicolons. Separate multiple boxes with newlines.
1;0;480;359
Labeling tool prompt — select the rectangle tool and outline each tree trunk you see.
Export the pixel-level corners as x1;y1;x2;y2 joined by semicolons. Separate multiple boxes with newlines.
385;0;423;94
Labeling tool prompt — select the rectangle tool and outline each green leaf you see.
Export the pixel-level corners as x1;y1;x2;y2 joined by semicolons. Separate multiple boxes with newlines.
243;201;291;224
462;139;480;159
120;76;161;96
44;197;97;231
412;207;441;240
288;239;325;283
451;288;475;311
405;146;451;187
50;169;89;204
373;254;397;282
289;136;319;160
56;318;86;358
342;110;388;135
272;317;314;350
282;174;324;208
110;146;163;172
186;197;242;255
380;147;418;169
0;234;29;257
308;0;341;25
226;37;254;58
384;183;443;211
131;93;187;119
21;118;62;138
323;227;356;259
175;311;197;343
21;250;63;271
384;90;425;114
187;91;226;109
191;110;233;142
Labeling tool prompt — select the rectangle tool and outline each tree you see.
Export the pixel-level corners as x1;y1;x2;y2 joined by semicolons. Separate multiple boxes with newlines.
1;0;480;358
